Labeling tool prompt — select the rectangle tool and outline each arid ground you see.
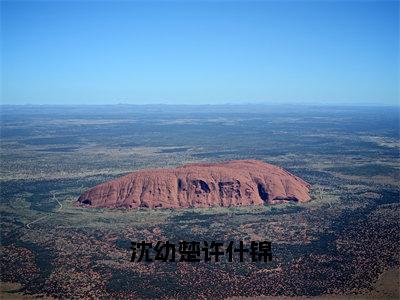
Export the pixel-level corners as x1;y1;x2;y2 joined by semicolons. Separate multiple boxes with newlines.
1;105;399;299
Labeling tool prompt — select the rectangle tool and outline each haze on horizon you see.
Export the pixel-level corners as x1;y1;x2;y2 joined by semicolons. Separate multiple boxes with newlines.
1;1;399;106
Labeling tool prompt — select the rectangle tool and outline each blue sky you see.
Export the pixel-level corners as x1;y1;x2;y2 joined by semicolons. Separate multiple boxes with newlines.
1;1;399;105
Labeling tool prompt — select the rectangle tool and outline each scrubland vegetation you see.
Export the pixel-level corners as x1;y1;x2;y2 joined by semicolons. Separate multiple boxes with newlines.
1;105;399;298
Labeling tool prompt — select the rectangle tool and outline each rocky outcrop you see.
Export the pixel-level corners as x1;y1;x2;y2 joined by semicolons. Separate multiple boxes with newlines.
77;160;311;209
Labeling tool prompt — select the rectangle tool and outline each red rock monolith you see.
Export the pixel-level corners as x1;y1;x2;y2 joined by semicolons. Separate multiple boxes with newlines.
77;160;311;209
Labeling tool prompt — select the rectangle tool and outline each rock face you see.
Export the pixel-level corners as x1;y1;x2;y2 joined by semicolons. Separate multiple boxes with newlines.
77;160;311;209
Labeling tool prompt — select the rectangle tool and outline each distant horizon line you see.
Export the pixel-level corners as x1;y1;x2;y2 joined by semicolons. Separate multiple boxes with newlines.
0;102;399;108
